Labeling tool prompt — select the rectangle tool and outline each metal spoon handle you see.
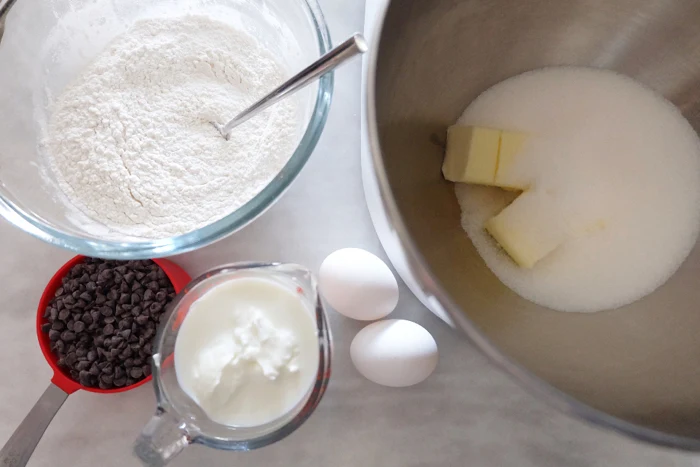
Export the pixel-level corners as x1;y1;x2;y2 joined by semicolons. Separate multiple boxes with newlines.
0;0;20;44
218;33;367;138
0;383;69;467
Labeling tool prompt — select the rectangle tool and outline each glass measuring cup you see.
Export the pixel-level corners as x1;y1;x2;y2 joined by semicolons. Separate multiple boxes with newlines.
133;263;332;466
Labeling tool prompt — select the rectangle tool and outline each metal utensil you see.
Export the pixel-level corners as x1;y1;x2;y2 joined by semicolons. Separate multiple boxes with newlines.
0;0;20;45
214;33;367;139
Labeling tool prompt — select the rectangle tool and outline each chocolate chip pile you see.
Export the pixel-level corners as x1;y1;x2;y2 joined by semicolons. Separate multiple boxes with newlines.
41;258;176;389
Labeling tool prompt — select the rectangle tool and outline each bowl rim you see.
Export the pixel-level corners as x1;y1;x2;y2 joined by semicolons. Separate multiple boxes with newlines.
0;0;333;260
364;1;700;452
36;255;191;394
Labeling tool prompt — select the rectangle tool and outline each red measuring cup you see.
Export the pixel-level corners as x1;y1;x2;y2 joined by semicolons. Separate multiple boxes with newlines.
0;255;191;467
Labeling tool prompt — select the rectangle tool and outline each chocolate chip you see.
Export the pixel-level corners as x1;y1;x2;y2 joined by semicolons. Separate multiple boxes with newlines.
74;321;86;333
64;352;77;366
155;290;167;302
135;315;149;326
103;324;115;336
61;331;76;342
98;269;113;282
53;340;65;353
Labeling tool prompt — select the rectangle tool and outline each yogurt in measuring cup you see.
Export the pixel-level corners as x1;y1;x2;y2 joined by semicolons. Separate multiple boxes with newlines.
174;276;319;427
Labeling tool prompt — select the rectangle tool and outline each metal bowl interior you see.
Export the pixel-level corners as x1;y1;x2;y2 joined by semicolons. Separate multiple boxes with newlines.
0;0;332;259
369;0;700;449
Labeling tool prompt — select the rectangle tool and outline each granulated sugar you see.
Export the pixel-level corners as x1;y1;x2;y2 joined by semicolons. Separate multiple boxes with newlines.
455;67;700;313
45;16;299;239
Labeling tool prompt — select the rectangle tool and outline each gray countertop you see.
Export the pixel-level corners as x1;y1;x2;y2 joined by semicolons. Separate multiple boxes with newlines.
0;0;698;466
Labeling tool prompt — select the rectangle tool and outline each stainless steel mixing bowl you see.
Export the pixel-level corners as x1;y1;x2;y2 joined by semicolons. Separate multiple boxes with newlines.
364;0;700;450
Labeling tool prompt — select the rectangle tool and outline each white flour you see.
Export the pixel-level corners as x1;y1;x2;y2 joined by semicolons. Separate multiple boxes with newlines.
45;16;299;239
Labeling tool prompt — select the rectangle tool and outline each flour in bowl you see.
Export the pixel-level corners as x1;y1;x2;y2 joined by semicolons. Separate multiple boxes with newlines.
45;16;300;239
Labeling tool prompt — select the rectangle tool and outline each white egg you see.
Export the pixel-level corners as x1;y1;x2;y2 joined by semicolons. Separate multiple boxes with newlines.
350;319;438;387
318;248;399;321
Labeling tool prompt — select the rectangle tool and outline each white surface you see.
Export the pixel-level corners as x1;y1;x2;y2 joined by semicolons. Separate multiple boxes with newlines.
175;277;318;427
0;0;698;465
319;248;398;320
350;319;438;387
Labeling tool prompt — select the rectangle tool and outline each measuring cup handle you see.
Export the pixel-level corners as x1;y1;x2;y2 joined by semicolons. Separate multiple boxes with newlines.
0;383;68;467
133;408;190;466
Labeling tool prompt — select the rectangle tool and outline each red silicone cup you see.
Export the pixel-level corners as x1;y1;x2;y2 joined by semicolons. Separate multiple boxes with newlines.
36;255;191;395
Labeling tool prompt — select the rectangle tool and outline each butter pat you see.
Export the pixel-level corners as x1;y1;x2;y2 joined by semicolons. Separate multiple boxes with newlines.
442;125;529;190
485;191;569;268
495;131;528;189
442;126;500;184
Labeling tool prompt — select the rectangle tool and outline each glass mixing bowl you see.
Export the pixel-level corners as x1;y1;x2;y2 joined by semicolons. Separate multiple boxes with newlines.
0;0;332;258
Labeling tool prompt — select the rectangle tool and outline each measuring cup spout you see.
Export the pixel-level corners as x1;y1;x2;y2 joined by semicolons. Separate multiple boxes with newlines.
134;407;190;467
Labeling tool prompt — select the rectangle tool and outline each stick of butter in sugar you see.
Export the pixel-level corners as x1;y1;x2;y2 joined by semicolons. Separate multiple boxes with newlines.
495;131;529;189
442;125;528;190
442;126;500;184
485;191;570;269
